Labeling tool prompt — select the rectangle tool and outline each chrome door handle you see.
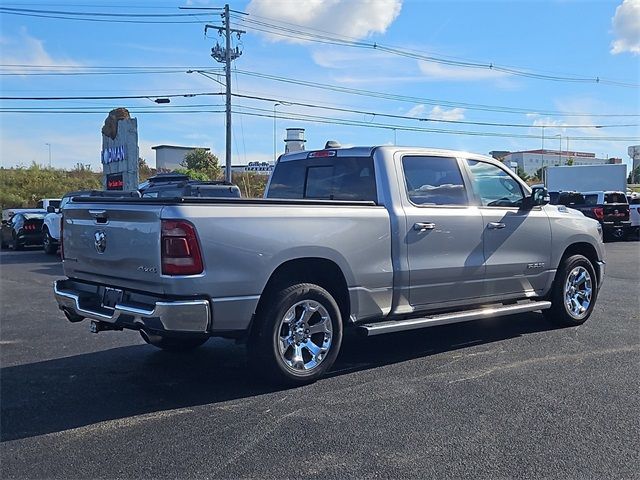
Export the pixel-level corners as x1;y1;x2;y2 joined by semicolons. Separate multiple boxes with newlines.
487;222;506;229
413;222;436;231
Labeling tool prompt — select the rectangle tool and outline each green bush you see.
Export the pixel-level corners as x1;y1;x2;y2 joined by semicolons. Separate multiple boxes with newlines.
0;163;101;211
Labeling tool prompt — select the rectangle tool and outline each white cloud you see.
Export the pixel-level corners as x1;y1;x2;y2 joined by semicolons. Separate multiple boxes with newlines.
246;0;402;42
611;0;640;55
406;104;465;121
0;29;82;73
418;60;508;81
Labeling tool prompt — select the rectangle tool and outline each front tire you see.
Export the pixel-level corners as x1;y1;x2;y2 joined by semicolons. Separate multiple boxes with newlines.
43;228;58;255
543;254;598;326
249;283;343;386
140;331;208;352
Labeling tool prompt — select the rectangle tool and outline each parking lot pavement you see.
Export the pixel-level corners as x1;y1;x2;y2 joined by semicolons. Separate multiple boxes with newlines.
1;243;638;479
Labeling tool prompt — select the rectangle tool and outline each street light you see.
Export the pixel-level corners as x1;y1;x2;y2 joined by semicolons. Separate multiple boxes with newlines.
273;102;291;162
45;143;51;167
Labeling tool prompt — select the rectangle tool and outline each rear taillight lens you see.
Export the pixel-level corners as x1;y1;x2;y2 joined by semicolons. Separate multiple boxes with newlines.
592;207;604;220
161;220;203;275
60;215;65;259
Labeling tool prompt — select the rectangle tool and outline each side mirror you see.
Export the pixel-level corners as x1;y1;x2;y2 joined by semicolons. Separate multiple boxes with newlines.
523;187;550;209
46;205;56;214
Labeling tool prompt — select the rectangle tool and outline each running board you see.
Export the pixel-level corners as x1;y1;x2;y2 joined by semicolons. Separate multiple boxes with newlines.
357;300;552;337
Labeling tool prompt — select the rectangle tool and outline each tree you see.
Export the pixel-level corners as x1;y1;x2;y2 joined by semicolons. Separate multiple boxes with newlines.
138;157;154;181
628;166;640;184
534;168;545;182
232;172;269;198
565;157;574;166
516;167;530;182
181;149;221;180
173;168;210;182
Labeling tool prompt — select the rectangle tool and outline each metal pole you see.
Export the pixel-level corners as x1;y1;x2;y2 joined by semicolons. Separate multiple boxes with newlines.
273;102;280;162
541;126;545;167
558;134;562;164
224;3;232;183
45;143;51;167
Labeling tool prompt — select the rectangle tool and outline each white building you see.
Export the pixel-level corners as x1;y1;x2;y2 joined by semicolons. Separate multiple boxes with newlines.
152;145;210;171
495;149;620;176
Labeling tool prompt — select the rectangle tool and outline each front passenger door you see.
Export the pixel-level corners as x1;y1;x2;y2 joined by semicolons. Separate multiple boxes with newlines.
402;155;486;308
464;159;551;298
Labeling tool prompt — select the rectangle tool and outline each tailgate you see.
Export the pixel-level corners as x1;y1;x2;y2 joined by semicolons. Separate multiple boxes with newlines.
603;203;629;223
62;203;165;293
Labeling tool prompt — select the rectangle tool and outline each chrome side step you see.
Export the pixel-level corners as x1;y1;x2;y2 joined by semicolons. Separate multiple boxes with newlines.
357;300;552;337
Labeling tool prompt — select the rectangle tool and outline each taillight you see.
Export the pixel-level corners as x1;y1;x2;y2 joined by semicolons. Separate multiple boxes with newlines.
592;207;604;220
60;215;64;259
161;220;203;275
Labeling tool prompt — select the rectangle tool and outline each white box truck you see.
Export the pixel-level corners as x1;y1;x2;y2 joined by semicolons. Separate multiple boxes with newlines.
545;164;627;193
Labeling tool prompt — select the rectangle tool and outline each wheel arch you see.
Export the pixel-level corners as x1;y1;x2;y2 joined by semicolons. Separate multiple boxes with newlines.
559;242;602;284
255;257;351;327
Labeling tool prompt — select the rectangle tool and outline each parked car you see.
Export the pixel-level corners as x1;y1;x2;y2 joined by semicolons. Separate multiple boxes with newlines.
627;193;640;238
36;198;61;210
1;212;46;250
549;191;586;208
54;146;605;385
141;179;241;199
138;172;190;193
581;191;630;240
43;190;141;255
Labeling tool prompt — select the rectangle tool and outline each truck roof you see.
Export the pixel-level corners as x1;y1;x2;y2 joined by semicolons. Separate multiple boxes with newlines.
279;145;495;163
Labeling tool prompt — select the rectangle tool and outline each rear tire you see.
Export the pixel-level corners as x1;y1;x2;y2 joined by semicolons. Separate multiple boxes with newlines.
12;233;22;251
140;331;208;352
543;254;598;327
43;228;58;255
248;283;343;386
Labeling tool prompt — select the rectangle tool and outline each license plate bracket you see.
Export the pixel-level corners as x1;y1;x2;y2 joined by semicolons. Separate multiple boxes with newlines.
102;287;123;309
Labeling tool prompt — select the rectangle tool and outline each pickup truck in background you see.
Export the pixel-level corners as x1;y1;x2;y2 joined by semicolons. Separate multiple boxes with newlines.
549;190;631;240
54;146;605;385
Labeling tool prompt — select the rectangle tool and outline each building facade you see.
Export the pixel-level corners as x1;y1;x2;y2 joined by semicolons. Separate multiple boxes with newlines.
152;145;210;171
494;149;620;176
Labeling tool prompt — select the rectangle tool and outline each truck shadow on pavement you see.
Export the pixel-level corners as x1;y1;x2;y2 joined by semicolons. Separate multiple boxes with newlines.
1;312;560;442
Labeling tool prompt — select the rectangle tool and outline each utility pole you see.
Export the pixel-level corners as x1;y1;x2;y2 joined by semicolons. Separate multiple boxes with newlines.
45;142;51;167
206;4;245;183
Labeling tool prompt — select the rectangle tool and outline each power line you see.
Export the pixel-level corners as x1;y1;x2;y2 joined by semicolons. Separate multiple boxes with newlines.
2;105;636;142
230;92;638;129
230;69;640;117
231;13;639;88
0;92;223;100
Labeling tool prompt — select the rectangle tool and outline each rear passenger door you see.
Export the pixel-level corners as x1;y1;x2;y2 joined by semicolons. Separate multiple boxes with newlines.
463;159;551;297
401;155;486;308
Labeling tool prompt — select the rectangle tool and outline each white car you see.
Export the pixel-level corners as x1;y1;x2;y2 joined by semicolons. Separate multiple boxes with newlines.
627;193;640;237
42;196;71;254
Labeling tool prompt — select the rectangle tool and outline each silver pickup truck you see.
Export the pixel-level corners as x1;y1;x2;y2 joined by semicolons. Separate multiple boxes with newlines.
54;146;605;384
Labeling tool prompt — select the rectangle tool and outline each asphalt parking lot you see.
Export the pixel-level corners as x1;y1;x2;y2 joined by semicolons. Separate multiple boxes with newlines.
1;243;638;479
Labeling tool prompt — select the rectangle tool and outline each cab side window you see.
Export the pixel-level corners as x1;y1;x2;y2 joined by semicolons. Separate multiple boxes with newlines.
465;160;524;208
402;156;467;206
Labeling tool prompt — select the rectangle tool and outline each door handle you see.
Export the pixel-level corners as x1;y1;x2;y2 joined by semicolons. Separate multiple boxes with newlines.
413;222;436;232
487;222;506;230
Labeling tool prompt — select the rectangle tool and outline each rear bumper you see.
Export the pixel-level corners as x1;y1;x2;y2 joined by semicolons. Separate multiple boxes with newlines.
602;221;631;230
53;279;210;333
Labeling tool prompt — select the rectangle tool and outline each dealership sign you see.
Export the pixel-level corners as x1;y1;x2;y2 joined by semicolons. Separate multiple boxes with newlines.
101;145;127;164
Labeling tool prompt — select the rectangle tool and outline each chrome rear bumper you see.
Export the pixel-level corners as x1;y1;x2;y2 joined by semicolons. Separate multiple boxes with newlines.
53;279;210;333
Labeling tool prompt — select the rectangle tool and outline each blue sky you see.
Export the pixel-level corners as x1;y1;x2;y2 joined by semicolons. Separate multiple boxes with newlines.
0;0;638;171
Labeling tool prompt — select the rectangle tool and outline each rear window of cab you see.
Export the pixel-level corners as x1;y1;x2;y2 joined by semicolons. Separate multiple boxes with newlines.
267;156;377;202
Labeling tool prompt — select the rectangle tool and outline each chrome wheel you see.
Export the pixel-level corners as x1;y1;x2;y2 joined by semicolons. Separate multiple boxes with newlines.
564;266;593;319
276;299;333;373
